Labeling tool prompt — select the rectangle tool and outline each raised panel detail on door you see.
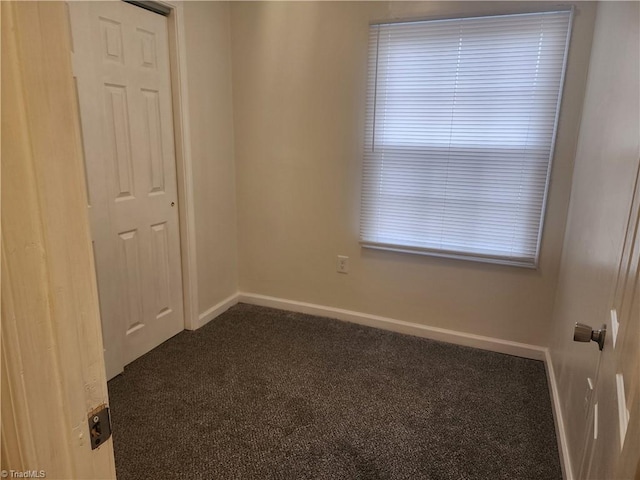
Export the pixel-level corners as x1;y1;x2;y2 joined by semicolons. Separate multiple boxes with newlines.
104;84;134;200
71;1;184;379
118;230;144;334
99;17;124;64
137;28;157;69
150;222;172;318
141;89;165;194
73;76;93;207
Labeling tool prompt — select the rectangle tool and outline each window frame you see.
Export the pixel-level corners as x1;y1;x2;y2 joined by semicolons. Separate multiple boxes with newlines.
359;7;575;269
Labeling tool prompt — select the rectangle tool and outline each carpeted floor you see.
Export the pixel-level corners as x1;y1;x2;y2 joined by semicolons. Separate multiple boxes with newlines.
107;303;561;480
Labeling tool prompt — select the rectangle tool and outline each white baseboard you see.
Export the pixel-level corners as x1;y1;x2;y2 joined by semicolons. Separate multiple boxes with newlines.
197;292;240;328
237;292;546;361
545;349;573;480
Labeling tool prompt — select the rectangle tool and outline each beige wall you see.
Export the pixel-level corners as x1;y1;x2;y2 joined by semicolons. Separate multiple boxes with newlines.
183;1;239;315
230;1;596;345
548;2;640;475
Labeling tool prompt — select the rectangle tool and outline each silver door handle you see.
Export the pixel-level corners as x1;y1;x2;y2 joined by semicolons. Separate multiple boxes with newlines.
573;323;606;351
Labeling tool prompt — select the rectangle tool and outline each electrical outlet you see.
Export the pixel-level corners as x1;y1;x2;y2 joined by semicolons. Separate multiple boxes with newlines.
337;255;349;274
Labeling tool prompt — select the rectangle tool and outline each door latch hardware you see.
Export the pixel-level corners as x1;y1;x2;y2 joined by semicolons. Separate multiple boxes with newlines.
573;323;606;351
88;404;112;450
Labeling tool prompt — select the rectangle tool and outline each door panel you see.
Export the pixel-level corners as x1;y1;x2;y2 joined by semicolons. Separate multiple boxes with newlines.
70;1;184;379
151;222;173;317
581;165;640;479
2;2;116;475
104;84;135;199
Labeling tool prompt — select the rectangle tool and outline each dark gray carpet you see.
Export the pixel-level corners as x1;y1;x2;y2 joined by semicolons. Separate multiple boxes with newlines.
107;303;561;480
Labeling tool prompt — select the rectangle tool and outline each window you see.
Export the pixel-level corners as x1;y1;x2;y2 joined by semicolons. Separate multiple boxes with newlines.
360;10;573;267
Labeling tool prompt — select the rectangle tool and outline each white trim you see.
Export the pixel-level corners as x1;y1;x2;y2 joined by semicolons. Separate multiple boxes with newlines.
544;349;574;480
198;293;240;328
159;1;200;330
238;292;546;360
534;6;575;269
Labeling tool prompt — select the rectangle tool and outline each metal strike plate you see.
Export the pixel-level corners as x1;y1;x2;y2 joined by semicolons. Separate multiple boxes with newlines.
88;405;112;450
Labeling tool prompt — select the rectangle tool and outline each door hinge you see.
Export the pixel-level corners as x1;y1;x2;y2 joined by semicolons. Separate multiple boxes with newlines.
88;404;112;450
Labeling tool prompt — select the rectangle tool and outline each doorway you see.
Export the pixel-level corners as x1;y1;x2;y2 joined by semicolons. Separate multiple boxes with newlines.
70;1;185;379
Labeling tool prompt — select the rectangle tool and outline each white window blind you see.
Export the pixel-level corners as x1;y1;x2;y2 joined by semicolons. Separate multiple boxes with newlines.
361;10;573;267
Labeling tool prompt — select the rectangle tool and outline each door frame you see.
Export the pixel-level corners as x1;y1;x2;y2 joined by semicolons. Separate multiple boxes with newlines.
133;0;200;330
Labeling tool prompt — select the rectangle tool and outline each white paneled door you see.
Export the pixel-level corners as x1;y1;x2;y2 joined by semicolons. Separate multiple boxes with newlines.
70;1;184;379
580;164;640;480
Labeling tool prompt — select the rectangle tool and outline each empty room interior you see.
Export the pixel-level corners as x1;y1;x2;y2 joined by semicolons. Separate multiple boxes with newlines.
2;1;639;479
